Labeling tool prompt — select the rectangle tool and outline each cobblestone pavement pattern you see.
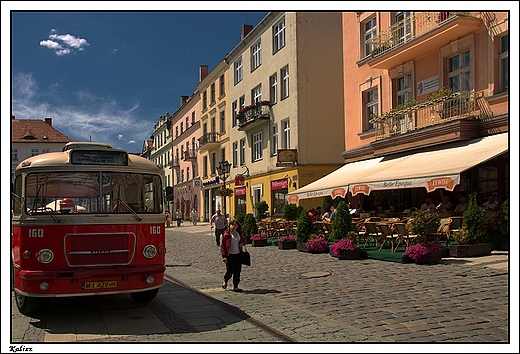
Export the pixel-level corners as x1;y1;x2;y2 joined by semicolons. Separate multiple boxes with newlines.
10;222;515;351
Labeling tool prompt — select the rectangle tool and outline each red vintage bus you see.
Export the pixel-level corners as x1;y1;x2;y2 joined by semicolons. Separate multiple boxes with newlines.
11;142;166;315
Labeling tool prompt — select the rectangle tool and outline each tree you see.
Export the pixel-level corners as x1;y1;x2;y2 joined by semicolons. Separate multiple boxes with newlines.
462;192;487;244
282;203;299;221
255;201;269;220
296;208;314;243
242;213;258;237
329;201;354;241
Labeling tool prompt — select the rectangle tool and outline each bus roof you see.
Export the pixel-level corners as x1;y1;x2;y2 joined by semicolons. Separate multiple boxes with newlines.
62;142;113;151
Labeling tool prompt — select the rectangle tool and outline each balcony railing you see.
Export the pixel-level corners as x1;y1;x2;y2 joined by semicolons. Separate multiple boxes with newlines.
236;101;271;131
198;132;219;148
368;12;480;59
169;157;180;169
182;148;198;161
371;91;480;140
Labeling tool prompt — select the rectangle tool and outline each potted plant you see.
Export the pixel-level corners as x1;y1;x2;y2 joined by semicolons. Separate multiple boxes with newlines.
402;241;444;264
250;233;268;247
305;236;329;253
296;208;314;252
282;203;299;221
242;213;258;244
217;187;233;197
329;201;355;241
497;199;509;250
255;201;269;220
450;192;491;257
278;235;296;250
330;232;361;260
406;209;441;241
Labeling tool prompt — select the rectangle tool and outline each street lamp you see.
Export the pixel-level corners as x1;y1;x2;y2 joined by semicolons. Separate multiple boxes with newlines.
216;159;232;219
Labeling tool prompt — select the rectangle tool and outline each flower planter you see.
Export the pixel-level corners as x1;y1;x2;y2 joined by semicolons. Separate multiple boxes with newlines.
244;235;252;244
297;241;309;252
415;250;443;264
338;248;361;260
251;239;269;247
449;243;492;257
278;240;296;250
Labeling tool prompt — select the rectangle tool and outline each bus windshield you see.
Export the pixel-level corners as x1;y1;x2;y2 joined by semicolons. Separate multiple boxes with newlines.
24;171;163;214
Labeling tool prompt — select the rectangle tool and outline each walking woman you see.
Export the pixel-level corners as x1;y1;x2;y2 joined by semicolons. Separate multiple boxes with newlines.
220;220;246;292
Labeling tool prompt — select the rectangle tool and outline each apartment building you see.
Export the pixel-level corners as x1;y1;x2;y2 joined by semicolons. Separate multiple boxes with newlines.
224;12;346;218
11;116;76;182
150;113;174;212
168;90;202;220
290;12;509;212
197;61;230;221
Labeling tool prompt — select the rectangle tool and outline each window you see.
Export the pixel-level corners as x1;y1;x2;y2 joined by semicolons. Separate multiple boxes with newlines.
191;111;195;125
220;110;225;133
272;190;288;216
448;50;471;92
273;18;285;53
240;138;246;165
211;117;216;133
499;34;509;93
180;122;184;133
185;117;189;129
12;149;18;161
202;90;207;110
269;73;278;104
181;169;185;183
252;84;262;104
232;100;238;127
203;156;208;177
187;167;190;181
210;83;215;104
219;74;225;97
251;40;261;71
396;73;413;106
175;126;179;138
363;16;377;58
239;95;245;110
31;149;38;156
270;124;278;156
252;132;263;162
191;137;196;152
233;142;238;167
394;12;411;44
365;88;379;131
281;119;290;149
42;148;49;154
281;65;289;99
211;152;216;175
234;58;243;85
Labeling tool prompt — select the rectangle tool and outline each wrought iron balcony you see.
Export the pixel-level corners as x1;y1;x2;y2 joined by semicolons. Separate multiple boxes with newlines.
182;148;198;162
371;90;481;140
169;157;180;169
236;101;271;131
198;132;220;151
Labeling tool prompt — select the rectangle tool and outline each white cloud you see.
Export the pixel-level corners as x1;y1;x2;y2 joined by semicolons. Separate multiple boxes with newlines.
11;72;151;152
40;31;89;56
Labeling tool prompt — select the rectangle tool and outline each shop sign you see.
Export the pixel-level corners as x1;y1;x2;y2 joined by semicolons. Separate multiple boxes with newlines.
234;186;246;196
235;175;245;186
271;179;288;190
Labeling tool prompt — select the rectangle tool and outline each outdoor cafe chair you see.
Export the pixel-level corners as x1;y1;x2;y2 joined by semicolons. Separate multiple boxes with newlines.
394;222;418;249
430;218;452;246
362;222;382;248
376;223;400;252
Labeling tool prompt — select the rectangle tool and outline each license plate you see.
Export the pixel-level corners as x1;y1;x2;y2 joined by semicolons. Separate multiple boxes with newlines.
82;280;117;290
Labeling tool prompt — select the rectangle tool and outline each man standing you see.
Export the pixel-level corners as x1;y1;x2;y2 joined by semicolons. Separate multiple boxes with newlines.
210;209;228;246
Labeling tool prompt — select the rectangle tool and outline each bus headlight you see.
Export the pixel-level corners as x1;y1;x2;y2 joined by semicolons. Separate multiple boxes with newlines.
37;249;54;264
143;245;157;259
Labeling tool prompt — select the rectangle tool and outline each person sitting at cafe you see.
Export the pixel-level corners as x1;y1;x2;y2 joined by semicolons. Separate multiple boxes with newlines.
436;195;453;213
481;193;499;211
453;196;469;215
323;206;337;223
321;211;330;222
420;197;436;212
349;203;362;217
313;206;322;219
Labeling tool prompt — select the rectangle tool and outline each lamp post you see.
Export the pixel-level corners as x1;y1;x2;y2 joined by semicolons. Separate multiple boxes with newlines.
216;159;231;219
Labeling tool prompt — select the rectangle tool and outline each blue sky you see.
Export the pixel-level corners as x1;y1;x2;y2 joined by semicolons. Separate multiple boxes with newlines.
6;7;269;152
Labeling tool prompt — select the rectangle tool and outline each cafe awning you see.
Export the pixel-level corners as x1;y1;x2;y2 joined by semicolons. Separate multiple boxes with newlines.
288;133;508;202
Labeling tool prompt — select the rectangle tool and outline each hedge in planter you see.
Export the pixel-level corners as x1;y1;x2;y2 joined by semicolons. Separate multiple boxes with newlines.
329;201;355;242
296;208;314;251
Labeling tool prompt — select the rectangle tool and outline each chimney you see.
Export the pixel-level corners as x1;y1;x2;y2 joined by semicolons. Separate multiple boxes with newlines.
242;24;253;39
45;118;52;126
199;65;209;83
180;96;189;106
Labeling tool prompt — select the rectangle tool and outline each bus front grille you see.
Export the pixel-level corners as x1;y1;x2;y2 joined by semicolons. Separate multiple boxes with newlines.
64;232;136;267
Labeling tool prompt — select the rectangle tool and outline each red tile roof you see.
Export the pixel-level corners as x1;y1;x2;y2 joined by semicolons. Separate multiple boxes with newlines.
11;116;76;143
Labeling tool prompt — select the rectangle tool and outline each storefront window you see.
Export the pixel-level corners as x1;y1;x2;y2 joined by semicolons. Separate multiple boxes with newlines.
478;165;498;204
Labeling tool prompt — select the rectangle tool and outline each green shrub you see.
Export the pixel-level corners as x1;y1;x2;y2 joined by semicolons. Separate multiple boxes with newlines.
242;213;258;237
234;212;246;226
406;209;441;237
255;201;269;220
329;201;354;241
296;208;313;243
282;203;299;221
460;192;487;244
498;199;509;237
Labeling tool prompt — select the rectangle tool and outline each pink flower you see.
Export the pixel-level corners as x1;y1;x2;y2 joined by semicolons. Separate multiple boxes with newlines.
278;235;296;242
306;237;328;252
330;238;358;257
403;242;443;261
250;233;267;241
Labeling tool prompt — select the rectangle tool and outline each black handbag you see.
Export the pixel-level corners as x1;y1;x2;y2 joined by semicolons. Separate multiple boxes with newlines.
242;245;251;266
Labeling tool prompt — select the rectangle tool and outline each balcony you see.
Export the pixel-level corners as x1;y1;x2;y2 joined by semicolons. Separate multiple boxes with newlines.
198;132;220;152
237;101;271;131
182;148;198;162
370;90;483;156
169;157;180;170
367;12;482;69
